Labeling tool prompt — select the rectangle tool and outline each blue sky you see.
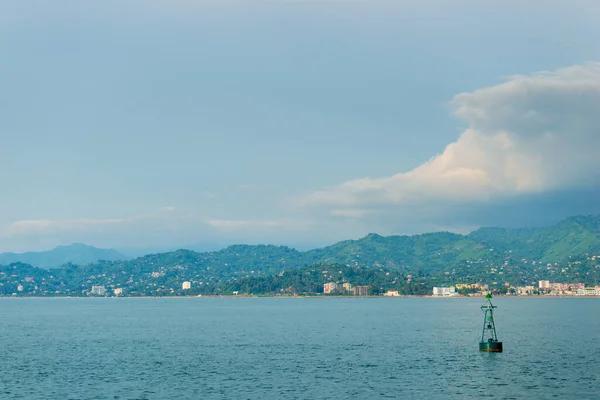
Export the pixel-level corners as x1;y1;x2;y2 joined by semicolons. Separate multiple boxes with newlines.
1;0;600;253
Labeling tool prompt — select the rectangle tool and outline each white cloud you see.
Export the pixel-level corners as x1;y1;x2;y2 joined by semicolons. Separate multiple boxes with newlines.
303;63;600;212
207;218;312;231
0;208;220;252
5;218;128;236
2;207;188;238
329;208;374;218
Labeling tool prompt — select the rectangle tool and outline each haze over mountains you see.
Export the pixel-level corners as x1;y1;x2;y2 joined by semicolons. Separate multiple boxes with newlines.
0;243;126;269
3;214;600;272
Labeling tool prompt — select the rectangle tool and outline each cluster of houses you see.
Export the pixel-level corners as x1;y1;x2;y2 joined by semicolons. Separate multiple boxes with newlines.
432;281;600;297
534;280;600;296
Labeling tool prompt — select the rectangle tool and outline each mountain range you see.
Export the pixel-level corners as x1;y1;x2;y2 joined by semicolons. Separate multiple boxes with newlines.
1;214;599;296
0;243;127;269
4;215;600;271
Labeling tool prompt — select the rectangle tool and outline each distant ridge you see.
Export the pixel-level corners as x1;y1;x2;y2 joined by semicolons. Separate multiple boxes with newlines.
7;214;600;271
0;243;127;269
468;214;600;262
77;213;600;277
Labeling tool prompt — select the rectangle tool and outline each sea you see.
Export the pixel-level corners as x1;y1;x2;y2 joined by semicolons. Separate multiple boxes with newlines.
0;297;598;400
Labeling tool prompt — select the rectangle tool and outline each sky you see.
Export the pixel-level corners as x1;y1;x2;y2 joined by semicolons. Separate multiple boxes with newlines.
1;0;600;253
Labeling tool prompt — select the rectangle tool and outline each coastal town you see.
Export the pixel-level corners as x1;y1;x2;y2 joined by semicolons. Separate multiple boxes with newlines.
5;267;600;298
323;280;600;297
426;281;600;297
3;265;600;297
80;281;600;297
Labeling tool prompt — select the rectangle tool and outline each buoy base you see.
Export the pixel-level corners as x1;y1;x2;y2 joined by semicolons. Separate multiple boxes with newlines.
479;340;503;352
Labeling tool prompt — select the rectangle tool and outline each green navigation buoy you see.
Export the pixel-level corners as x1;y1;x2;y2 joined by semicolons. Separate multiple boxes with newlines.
479;293;503;352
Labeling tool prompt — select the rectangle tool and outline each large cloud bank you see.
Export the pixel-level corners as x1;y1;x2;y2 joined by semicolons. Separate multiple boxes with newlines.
305;63;600;214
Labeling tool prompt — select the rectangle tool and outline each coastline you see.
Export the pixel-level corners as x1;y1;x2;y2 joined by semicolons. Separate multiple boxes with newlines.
1;295;599;299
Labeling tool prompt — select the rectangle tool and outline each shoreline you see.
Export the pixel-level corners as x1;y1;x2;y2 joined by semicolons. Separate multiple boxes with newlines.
1;295;599;299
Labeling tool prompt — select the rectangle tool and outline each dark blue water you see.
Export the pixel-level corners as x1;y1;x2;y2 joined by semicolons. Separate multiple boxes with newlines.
0;298;598;399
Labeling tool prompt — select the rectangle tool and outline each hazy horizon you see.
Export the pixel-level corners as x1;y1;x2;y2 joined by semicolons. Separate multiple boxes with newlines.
3;211;598;256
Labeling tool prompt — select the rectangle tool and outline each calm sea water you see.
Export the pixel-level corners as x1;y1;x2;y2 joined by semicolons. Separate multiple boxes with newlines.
0;297;598;399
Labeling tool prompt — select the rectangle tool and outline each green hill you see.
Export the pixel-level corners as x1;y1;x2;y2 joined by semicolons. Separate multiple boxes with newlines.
468;215;600;262
303;232;491;273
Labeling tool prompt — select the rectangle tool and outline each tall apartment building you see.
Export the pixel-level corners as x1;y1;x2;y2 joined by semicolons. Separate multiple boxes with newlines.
352;286;369;296
91;285;107;296
432;286;457;296
539;280;550;289
182;281;192;290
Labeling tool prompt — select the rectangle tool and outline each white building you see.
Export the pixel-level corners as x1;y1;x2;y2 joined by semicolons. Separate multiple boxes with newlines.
539;280;550;289
91;285;107;296
576;287;600;296
113;288;123;296
182;281;191;290
342;283;353;292
432;286;457;297
517;285;536;295
323;282;337;294
384;290;400;297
